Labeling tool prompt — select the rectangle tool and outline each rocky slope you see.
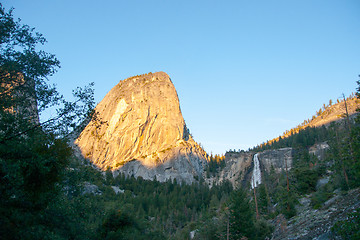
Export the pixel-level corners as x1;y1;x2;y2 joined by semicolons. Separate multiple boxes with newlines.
306;97;359;128
75;72;208;184
272;188;360;239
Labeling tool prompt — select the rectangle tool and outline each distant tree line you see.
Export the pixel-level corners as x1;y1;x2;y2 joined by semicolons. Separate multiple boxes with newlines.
251;94;358;151
1;3;360;239
206;154;226;178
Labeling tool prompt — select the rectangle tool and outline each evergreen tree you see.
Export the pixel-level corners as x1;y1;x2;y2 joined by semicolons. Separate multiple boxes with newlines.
228;188;255;240
0;4;96;239
257;184;269;215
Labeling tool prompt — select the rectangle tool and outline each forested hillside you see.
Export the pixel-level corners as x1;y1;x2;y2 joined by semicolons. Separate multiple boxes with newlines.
1;4;360;239
244;89;360;239
254;95;359;151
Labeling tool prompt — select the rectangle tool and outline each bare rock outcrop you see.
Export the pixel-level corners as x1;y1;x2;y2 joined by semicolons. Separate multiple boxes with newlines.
272;188;360;239
258;147;293;173
211;144;330;188
309;142;330;161
75;72;208;183
205;151;253;187
0;71;39;124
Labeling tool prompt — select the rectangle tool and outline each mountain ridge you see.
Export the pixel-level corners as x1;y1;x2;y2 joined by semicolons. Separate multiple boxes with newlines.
258;96;359;149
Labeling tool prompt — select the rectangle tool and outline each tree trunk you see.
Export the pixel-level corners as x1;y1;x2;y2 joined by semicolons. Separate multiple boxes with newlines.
253;178;260;219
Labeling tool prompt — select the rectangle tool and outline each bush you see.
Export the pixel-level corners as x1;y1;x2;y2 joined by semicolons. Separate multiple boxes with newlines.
310;184;334;209
332;208;360;239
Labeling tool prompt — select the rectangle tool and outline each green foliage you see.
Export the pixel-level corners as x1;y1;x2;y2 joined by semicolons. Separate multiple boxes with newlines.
273;185;297;219
326;117;360;191
291;149;323;195
251;125;330;152
206;154;226;177
2;3;359;239
0;4;97;239
257;184;270;216
228;188;255;239
0;4;59;82
254;218;274;240
109;173;233;236
348;115;360;187
55;164;233;239
98;210;139;240
310;183;334;209
332;208;360;240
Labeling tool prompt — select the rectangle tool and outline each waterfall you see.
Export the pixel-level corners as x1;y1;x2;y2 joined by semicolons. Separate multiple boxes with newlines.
251;153;261;189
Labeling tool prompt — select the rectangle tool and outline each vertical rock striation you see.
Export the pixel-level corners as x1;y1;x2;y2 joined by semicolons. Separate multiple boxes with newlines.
75;72;208;184
258;148;293;173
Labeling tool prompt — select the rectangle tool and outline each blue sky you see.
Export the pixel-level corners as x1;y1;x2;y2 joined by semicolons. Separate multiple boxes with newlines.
3;0;360;154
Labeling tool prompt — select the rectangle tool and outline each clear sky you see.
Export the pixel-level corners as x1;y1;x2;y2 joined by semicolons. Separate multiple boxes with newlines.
3;0;360;154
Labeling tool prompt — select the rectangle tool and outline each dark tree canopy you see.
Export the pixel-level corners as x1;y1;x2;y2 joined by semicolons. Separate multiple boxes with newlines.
0;4;96;239
228;188;255;239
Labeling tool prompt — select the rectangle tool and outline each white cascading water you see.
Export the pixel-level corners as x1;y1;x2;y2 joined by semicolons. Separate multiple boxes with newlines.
251;153;261;189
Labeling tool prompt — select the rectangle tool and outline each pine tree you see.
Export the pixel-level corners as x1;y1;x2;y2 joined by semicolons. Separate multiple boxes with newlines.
228;188;255;239
0;4;97;239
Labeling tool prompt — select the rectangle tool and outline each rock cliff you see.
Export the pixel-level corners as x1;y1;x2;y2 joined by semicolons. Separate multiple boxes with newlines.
75;72;208;184
205;149;293;188
258;147;293;173
272;188;360;239
208;144;330;188
205;151;253;187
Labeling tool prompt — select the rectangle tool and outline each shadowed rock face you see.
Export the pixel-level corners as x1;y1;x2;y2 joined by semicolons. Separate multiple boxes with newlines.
258;148;293;173
75;72;207;183
205;151;253;187
0;71;39;124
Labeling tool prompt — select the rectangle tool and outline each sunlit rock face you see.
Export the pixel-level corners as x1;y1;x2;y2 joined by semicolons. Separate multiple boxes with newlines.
75;72;208;184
